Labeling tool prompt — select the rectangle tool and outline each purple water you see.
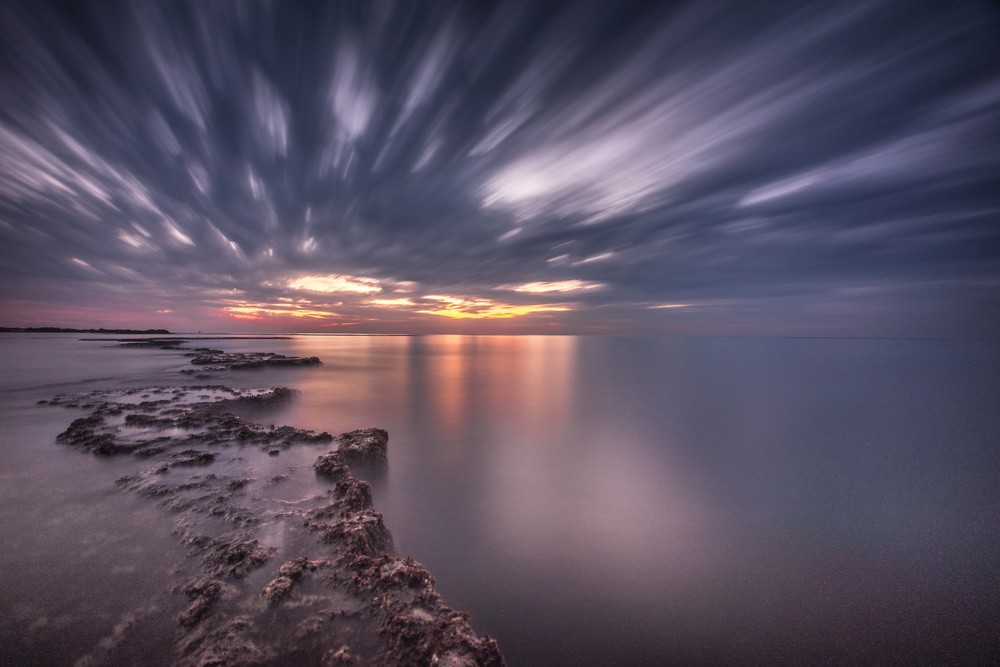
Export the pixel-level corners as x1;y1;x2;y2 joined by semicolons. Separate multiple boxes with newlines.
1;334;998;664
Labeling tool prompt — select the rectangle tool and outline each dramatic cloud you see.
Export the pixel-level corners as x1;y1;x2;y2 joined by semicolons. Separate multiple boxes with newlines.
502;280;604;294
286;275;383;295
417;295;570;320
0;0;997;335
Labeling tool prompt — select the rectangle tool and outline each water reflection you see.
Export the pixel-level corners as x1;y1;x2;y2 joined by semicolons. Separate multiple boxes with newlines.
286;334;411;430
423;335;472;445
162;334;1000;664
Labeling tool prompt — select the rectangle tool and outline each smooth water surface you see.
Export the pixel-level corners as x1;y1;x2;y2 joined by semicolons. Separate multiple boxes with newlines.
1;334;998;664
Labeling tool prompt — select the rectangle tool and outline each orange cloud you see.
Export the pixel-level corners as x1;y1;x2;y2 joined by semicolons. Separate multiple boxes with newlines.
222;303;338;320
417;295;570;319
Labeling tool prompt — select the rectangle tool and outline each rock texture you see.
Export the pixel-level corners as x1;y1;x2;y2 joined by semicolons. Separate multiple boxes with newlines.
185;349;322;371
314;428;389;477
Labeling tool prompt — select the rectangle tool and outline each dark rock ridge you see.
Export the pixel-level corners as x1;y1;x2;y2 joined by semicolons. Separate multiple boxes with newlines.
315;428;390;476
51;386;330;457
88;338;321;376
186;349;323;370
49;379;503;665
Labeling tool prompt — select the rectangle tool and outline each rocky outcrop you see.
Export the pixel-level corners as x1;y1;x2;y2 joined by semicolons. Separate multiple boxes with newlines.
314;428;389;479
48;372;503;665
185;349;322;371
51;386;332;457
178;578;228;628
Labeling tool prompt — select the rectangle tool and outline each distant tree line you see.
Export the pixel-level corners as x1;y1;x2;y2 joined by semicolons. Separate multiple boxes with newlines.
0;327;172;334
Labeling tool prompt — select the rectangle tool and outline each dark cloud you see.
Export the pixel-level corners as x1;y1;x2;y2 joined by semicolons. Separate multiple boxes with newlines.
0;0;997;335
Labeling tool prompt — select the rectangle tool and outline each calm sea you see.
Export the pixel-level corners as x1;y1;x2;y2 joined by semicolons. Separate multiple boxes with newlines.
1;334;998;664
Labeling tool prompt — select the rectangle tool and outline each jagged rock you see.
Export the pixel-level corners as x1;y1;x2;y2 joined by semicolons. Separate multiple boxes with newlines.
55;414;116;452
170;450;216;466
226;478;252;492
336;477;373;512
279;556;316;580
310;509;394;558
203;536;273;578
314;453;350;480
260;576;295;603
52;386;322;457
189;351;322;370
313;428;388;488
335;428;389;472
179;578;228;628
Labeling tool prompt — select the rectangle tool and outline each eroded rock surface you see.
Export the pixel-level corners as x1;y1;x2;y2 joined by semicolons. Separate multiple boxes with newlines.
52;386;331;458
184;349;322;372
48;357;503;665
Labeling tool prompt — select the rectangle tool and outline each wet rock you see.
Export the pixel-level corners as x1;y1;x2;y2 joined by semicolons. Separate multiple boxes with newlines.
260;576;295;604
336;478;373;512
204;536;273;578
226;478;252;492
310;509;394;558
380;609;504;667
123;413;174;428
170;450;216;467
259;557;325;604
314;453;350;480
179;578;228;628
279;556;317;580
335;428;389;472
115;338;186;348
313;428;388;488
227;386;301;408
189;351;322;370
338;555;504;666
56;414;116;452
51;386;320;457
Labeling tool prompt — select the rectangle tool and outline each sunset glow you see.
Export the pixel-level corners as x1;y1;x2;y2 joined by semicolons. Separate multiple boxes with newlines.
418;295;570;320
223;304;337;320
0;0;995;337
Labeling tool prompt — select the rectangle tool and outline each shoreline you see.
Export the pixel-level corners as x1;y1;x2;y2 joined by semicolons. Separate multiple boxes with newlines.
41;342;504;666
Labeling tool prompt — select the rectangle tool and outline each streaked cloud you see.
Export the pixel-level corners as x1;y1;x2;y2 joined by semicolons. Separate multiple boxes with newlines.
286;274;382;294
417;295;570;320
502;280;603;294
223;303;338;320
368;298;416;307
0;0;996;336
572;252;615;266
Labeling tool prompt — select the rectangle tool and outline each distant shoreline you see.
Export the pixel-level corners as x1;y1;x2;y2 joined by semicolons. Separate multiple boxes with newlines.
0;327;172;334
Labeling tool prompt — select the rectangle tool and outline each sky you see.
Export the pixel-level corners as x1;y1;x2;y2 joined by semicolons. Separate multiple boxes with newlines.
0;0;998;336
